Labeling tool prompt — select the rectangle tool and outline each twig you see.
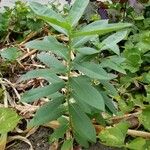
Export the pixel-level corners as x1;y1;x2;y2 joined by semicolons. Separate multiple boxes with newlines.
19;32;38;45
18;49;37;61
127;129;150;139
0;79;8;107
7;135;33;150
2;78;21;101
110;111;142;122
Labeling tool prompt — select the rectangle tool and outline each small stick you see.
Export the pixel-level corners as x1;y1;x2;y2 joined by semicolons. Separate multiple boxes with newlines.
19;32;38;45
127;129;150;139
18;49;37;61
110;111;142;122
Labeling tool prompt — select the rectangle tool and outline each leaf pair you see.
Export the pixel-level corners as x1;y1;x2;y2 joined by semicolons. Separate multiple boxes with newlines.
29;1;131;37
29;0;89;35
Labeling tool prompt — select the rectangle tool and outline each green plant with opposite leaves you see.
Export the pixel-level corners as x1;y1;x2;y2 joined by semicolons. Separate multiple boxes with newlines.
19;0;131;148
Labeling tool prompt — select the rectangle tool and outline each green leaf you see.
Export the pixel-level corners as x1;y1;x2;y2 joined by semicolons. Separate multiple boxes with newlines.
100;80;118;97
37;53;67;73
142;72;150;84
0;108;21;134
72;21;107;46
101;92;117;114
69;103;96;142
19;69;62;83
118;98;134;113
72;35;97;48
0;47;22;61
74;53;95;63
100;58;126;74
139;106;150;131
61;139;73;150
126;138;146;150
50;92;64;99
41;16;70;35
66;0;89;27
75;99;92;114
80;20;108;31
29;2;70;35
21;82;65;102
25;36;68;60
74;62;116;80
29;2;64;21
71;77;105;111
123;48;142;73
94;113;106;126
101;30;128;55
76;47;99;55
49;118;69;143
73;22;131;37
99;122;129;147
28;97;64;127
145;140;150;149
74;131;89;148
109;55;126;64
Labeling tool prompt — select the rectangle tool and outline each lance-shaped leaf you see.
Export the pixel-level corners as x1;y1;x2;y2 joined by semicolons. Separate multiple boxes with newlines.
21;82;65;103
37;53;67;73
74;131;89;148
19;69;62;83
28;97;64;127
101;30;128;55
70;77;105;111
72;35;97;48
101;92;117;114
25;36;68;60
73;20;131;37
66;0;89;27
100;80;118;97
74;62;116;80
73;53;95;64
76;47;99;55
100;58;126;74
72;20;108;47
29;2;70;35
69;104;96;142
75;99;92;114
0;47;22;61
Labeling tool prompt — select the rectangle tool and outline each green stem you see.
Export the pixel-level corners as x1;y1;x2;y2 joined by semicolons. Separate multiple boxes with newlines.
66;36;73;132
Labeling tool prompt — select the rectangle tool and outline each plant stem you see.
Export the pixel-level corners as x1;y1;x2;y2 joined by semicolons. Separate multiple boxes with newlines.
66;35;73;133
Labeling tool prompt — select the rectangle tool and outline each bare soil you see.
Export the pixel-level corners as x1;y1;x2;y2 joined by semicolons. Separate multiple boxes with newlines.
6;127;124;150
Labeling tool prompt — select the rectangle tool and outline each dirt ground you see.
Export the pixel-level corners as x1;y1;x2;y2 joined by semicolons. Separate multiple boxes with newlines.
6;127;124;150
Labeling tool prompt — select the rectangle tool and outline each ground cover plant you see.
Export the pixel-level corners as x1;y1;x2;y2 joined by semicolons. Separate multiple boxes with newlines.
0;0;150;150
0;0;44;44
